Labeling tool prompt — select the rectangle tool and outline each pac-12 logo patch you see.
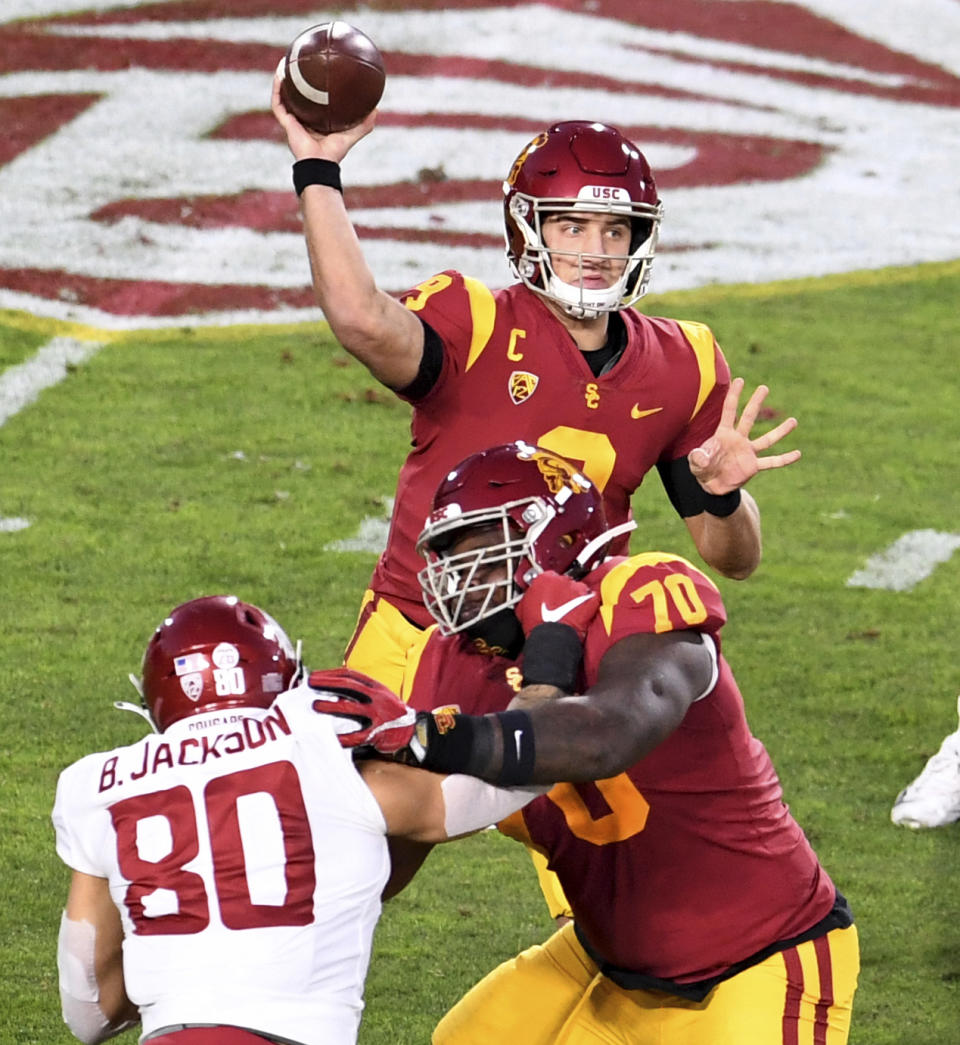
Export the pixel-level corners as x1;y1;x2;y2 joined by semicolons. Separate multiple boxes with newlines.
509;371;539;404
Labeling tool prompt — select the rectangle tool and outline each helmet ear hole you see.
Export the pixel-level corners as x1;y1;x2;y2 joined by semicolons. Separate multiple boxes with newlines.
631;219;654;251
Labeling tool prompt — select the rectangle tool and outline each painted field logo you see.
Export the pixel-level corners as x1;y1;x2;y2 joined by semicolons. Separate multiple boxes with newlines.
0;1;958;324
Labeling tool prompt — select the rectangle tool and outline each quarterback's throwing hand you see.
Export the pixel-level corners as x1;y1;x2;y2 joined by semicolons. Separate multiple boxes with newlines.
689;378;801;496
308;667;417;755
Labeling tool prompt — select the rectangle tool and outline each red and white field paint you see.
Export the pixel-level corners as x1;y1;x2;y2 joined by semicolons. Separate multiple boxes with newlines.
0;0;958;327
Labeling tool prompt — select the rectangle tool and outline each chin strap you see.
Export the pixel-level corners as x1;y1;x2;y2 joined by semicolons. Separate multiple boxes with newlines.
293;638;305;687
574;519;637;570
112;674;159;733
559;300;602;321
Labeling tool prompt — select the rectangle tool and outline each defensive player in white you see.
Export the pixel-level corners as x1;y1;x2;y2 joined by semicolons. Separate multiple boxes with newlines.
891;693;960;828
52;595;542;1045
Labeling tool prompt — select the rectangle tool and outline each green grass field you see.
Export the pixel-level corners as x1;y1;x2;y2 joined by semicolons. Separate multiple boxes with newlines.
2;261;960;1044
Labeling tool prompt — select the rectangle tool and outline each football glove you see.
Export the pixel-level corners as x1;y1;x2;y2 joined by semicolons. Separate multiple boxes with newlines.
515;572;598;691
308;667;422;757
515;571;599;641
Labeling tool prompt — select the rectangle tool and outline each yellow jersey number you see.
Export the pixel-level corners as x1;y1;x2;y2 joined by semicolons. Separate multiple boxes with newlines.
547;775;650;845
546;572;709;844
536;425;615;493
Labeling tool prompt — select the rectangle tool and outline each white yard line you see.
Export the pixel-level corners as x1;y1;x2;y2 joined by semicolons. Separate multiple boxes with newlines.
0;336;103;427
0;336;104;533
324;498;395;555
0;516;31;532
847;530;960;591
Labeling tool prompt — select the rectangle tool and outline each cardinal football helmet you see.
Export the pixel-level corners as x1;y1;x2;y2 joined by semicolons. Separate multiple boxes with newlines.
503;121;662;318
417;441;632;635
139;595;302;731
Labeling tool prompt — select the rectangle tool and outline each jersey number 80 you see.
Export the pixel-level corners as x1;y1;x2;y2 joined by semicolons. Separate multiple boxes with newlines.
109;760;315;934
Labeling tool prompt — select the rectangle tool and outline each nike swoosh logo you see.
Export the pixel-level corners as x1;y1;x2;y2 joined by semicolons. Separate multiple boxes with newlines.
514;729;524;760
631;404;663;419
540;593;594;623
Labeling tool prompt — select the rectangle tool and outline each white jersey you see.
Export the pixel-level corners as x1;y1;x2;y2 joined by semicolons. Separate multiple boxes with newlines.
52;683;391;1045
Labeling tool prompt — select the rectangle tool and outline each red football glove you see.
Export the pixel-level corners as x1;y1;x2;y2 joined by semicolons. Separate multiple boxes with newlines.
308;667;418;755
515;571;599;641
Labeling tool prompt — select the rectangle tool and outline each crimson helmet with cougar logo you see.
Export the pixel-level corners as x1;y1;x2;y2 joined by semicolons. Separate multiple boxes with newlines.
140;595;302;730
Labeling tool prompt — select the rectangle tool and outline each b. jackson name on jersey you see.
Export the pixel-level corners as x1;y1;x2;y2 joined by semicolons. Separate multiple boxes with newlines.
96;706;292;794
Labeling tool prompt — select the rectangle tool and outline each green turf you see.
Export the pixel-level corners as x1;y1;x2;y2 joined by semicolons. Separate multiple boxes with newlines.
2;262;959;1043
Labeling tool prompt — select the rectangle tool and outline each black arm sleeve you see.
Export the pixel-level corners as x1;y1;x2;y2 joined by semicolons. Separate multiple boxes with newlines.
657;457;742;518
396;317;445;401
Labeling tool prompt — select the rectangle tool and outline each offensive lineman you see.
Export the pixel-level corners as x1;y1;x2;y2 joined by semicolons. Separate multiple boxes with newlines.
329;442;860;1044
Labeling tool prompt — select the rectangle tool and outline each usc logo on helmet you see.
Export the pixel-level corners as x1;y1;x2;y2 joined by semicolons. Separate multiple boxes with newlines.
505;132;548;187
521;448;591;496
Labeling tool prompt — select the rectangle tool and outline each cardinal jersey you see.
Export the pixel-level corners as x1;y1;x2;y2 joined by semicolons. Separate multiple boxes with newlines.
368;272;731;627
404;552;837;984
52;685;390;1045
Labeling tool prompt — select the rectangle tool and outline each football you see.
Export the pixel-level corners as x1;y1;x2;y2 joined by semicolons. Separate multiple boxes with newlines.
280;21;386;134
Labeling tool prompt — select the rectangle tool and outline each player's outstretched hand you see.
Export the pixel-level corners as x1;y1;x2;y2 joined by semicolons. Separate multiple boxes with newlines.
271;61;377;163
516;571;599;641
308;667;416;754
688;378;801;496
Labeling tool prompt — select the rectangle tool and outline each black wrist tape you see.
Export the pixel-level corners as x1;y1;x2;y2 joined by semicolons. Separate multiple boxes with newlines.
417;711;490;776
522;622;583;692
293;158;343;197
494;709;536;787
702;488;742;518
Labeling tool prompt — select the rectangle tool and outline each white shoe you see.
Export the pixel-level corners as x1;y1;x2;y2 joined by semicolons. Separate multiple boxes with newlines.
891;696;960;828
